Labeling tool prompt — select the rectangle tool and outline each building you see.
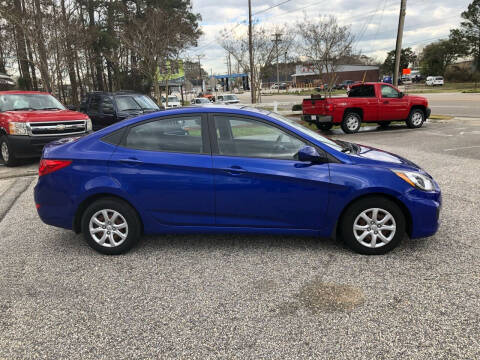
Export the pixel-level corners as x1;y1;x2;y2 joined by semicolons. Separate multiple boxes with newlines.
292;64;380;87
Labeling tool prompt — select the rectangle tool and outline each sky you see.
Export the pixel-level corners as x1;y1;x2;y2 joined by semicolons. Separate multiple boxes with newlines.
188;0;472;75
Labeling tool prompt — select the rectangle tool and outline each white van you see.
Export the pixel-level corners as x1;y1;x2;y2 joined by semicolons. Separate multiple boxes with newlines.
426;76;444;86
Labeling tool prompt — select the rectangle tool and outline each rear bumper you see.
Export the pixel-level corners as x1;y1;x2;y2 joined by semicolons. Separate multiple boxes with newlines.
302;114;333;123
7;134;83;159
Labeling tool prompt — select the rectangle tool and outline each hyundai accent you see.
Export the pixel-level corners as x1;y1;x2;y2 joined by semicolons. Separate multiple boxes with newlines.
34;106;441;255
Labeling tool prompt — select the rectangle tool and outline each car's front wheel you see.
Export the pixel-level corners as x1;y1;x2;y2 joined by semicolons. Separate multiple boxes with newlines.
0;135;18;167
81;198;141;255
340;197;405;255
406;109;425;128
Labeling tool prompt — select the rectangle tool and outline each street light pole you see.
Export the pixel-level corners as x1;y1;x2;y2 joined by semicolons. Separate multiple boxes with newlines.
272;33;282;93
393;0;407;87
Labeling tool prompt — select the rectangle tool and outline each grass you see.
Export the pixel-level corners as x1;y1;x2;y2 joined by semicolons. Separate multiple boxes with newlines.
405;82;480;94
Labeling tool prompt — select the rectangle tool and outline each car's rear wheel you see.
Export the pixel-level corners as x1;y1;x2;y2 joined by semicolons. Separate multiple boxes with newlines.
340;197;405;255
316;123;333;131
341;112;362;134
81;198;141;255
0;135;18;167
406;109;425;128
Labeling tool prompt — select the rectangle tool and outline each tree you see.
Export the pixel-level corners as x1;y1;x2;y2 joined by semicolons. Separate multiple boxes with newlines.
219;25;278;102
297;15;353;94
382;47;417;75
120;4;201;105
451;0;480;71
420;39;467;76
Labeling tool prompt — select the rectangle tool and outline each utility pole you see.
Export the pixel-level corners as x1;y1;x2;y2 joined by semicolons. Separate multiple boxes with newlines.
393;0;407;87
272;33;282;93
197;54;204;93
248;0;255;103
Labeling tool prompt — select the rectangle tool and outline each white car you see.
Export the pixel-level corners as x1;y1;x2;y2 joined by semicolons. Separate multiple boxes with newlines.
426;76;444;86
163;95;181;108
190;97;211;105
217;94;240;104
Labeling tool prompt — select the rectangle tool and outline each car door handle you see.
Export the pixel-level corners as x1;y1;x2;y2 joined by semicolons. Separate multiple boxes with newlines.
119;158;143;166
222;165;247;175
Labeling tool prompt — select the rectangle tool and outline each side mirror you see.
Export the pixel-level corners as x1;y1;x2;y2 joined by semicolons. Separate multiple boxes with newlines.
398;91;404;98
298;146;324;163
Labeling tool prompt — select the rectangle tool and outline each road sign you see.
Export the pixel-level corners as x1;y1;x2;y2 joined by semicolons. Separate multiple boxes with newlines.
402;68;411;75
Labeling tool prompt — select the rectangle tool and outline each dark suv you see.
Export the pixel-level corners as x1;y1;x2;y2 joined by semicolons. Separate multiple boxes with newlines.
79;92;160;130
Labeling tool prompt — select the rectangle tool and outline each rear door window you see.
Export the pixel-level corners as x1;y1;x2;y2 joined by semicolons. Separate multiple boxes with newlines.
123;116;205;154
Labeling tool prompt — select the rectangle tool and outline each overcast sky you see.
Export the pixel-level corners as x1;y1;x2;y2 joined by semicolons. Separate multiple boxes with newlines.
188;0;471;75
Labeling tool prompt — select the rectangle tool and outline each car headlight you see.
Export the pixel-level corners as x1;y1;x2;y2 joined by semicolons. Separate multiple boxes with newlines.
85;118;92;132
393;170;434;191
8;122;28;135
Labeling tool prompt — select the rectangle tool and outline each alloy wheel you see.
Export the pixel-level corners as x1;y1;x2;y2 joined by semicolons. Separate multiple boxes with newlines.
89;209;128;247
346;115;359;131
353;208;396;248
411;111;423;126
1;141;9;162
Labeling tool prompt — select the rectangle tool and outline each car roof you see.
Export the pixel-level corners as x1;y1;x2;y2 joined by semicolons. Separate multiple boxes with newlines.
0;90;52;95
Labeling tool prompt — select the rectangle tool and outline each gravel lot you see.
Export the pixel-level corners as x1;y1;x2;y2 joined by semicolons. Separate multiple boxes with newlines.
0;119;479;359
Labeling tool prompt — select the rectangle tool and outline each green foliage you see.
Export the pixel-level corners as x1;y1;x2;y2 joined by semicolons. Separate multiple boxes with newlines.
381;48;417;75
451;0;480;71
420;38;467;76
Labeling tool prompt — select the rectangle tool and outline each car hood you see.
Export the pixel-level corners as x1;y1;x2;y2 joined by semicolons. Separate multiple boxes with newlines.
3;109;88;122
346;143;423;172
404;94;427;103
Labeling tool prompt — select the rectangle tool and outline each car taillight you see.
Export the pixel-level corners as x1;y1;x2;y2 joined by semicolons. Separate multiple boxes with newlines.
38;159;72;177
326;104;334;112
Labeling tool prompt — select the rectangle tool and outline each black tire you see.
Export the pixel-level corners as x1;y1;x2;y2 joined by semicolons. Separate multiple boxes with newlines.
379;121;391;128
406;108;425;128
316;123;333;131
340;196;406;255
0;135;18;167
341;112;362;134
81;197;142;255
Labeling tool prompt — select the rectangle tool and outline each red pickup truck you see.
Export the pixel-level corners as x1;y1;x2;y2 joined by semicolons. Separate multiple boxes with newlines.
302;82;431;134
0;91;91;166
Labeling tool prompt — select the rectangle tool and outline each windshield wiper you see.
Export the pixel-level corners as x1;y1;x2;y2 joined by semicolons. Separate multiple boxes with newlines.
119;108;141;111
39;107;62;110
10;107;35;111
336;139;356;153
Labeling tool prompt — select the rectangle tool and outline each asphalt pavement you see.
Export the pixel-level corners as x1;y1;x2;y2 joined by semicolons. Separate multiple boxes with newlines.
0;119;479;359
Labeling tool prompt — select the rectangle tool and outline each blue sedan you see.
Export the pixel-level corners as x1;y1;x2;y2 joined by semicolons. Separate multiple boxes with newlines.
34;106;441;255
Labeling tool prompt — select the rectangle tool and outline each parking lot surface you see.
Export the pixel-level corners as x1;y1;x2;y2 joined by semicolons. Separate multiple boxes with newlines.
0;119;479;359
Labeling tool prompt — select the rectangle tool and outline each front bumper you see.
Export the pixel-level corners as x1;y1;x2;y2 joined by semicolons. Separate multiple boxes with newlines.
302;114;333;123
404;188;441;239
7;134;84;159
425;107;431;119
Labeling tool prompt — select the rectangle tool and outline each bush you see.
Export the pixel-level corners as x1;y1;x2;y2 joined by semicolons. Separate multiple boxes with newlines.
292;104;302;111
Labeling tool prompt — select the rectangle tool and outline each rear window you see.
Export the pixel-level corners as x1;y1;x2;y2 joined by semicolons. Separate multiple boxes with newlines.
348;85;375;98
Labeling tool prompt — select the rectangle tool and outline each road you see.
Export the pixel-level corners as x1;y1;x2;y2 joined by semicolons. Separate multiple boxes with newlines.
236;91;480;118
0;119;479;359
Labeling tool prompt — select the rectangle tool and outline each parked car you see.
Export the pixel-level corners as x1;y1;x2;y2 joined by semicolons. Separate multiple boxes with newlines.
162;95;181;109
79;92;160;130
34;106;441;256
0;73;16;90
191;97;211;105
0;91;91;166
217;94;240;104
271;83;287;90
426;76;444;86
335;80;355;90
302;82;431;133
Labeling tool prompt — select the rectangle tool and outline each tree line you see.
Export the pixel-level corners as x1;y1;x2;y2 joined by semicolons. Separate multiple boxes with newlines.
0;0;201;106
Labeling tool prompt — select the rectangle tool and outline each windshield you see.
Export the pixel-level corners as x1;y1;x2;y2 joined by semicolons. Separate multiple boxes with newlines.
168;96;179;102
223;95;238;101
0;94;66;111
116;95;159;111
197;98;210;103
267;112;344;152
